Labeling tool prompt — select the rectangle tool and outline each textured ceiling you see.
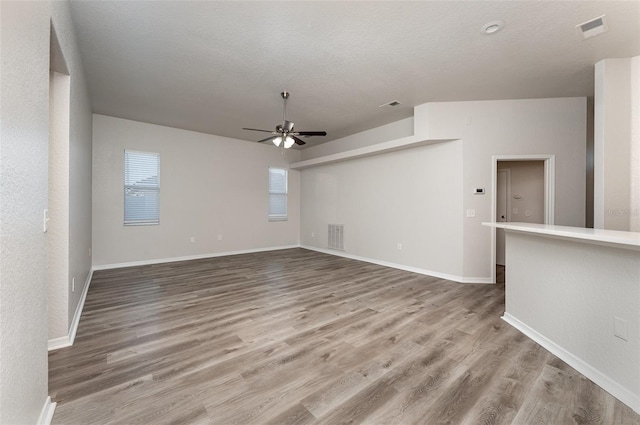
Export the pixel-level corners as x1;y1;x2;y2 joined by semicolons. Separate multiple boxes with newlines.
69;1;640;148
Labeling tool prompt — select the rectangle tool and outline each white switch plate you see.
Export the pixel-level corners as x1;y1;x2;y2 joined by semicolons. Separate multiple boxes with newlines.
217;235;223;241
614;316;628;341
466;209;476;218
43;209;49;233
190;236;195;243
397;243;402;250
72;277;75;292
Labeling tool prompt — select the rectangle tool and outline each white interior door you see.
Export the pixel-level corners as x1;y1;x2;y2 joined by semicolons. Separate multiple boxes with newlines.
496;169;509;266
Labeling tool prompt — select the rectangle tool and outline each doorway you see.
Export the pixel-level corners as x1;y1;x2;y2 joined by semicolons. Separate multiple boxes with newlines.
491;155;555;282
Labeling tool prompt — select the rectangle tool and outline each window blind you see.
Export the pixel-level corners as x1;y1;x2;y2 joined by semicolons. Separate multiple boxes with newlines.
268;167;287;221
124;150;160;225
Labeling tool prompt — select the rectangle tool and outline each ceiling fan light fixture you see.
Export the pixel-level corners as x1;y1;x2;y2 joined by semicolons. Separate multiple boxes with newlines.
272;137;282;147
283;136;295;149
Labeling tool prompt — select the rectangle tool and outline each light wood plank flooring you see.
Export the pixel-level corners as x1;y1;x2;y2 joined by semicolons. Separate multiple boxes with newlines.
49;248;639;424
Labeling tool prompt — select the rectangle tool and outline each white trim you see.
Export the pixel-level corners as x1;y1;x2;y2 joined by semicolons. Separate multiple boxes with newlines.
289;136;457;169
37;396;56;425
69;268;93;344
92;245;301;271
502;312;640;414
47;336;70;351
490;154;555;283
48;268;93;351
300;245;491;284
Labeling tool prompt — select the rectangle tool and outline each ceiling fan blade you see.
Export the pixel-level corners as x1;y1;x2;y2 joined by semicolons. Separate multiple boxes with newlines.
296;131;327;137
256;136;278;143
291;135;306;146
243;127;273;133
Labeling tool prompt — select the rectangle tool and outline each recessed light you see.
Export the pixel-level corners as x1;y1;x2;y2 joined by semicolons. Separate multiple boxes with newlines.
481;20;505;35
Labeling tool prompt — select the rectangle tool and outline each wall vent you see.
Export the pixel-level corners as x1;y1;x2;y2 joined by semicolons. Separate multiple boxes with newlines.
576;15;608;39
328;224;344;251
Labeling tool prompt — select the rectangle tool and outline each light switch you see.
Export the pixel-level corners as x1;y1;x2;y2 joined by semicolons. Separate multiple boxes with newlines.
466;209;476;218
43;209;49;233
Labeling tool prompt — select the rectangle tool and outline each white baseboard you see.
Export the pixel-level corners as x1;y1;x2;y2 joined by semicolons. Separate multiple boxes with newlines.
47;335;71;351
502;312;640;414
92;245;301;271
37;396;56;425
48;268;93;351
68;268;93;345
300;245;491;284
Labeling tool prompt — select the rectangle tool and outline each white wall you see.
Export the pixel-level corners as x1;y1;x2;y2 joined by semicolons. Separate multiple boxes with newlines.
301;98;586;282
418;98;586;279
498;161;545;224
92;115;301;267
48;70;71;340
54;1;94;336
504;231;640;412
301;140;464;279
595;56;640;231
0;2;93;422
631;56;640;232
301;117;414;160
1;2;51;423
46;2;94;345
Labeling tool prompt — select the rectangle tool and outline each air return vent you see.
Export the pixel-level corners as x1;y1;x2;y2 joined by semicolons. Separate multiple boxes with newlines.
328;224;344;251
379;100;401;108
576;15;608;39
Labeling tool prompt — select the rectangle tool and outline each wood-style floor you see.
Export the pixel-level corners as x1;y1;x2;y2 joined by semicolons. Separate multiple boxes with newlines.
49;248;639;425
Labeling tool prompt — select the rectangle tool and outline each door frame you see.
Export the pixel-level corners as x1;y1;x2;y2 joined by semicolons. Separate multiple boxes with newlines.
490;154;555;283
495;168;511;266
496;168;512;223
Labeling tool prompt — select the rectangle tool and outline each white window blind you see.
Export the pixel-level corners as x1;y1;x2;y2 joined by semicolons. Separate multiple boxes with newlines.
124;150;160;225
269;167;287;221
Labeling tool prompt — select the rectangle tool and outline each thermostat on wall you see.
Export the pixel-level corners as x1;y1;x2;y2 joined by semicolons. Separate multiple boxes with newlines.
474;188;485;194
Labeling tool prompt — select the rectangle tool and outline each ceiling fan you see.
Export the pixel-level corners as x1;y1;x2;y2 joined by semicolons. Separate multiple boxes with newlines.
243;91;327;148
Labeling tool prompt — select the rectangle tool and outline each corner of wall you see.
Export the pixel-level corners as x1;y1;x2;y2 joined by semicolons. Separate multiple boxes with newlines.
413;103;431;138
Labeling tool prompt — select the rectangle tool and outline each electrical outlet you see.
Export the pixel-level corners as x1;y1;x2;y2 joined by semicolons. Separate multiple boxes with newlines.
218;235;223;241
311;232;315;238
72;277;75;292
466;209;476;218
190;236;196;243
525;210;531;217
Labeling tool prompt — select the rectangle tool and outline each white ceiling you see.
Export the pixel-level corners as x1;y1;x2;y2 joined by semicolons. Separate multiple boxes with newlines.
69;1;640;148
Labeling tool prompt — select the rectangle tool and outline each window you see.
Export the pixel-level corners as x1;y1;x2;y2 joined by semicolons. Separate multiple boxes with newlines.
124;150;160;225
268;167;287;221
